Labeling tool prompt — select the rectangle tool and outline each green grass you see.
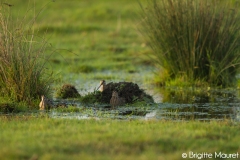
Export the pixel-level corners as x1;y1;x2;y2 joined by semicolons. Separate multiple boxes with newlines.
0;116;239;160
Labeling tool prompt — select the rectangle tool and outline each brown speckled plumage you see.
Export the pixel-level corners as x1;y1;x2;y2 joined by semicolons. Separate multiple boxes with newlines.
110;91;125;108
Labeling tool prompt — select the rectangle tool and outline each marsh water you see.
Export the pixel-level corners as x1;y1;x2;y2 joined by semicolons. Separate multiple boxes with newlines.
48;89;240;122
45;69;240;122
1;70;240;122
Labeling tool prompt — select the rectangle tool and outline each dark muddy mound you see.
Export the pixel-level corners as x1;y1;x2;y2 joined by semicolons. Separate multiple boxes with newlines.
99;82;154;104
56;84;81;99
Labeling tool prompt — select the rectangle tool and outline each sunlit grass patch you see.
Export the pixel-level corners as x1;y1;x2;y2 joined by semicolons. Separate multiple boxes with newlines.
0;117;239;159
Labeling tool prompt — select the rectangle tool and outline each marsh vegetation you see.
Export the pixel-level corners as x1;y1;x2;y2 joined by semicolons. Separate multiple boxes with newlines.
141;0;240;87
0;3;53;104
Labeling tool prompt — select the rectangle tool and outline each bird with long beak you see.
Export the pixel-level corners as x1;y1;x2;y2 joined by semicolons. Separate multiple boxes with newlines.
97;80;107;92
39;95;53;110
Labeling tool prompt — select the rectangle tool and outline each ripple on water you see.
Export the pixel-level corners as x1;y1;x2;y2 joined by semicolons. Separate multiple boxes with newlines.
46;99;240;122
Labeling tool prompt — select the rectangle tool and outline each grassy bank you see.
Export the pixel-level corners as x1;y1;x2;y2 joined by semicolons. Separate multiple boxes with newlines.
0;116;239;160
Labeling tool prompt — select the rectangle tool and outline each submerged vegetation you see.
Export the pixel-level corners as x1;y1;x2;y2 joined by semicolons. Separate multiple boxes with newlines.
141;0;240;87
0;3;53;104
80;91;102;104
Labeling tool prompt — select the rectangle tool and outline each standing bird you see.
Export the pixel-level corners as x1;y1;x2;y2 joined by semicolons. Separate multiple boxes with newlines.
97;80;107;92
110;91;125;108
39;95;53;110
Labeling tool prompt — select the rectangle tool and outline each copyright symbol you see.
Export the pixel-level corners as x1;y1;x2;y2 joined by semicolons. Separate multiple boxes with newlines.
182;153;187;158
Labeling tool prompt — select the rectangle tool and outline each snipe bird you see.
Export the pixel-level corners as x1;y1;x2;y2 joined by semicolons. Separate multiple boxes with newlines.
110;91;125;108
39;95;53;110
97;80;107;92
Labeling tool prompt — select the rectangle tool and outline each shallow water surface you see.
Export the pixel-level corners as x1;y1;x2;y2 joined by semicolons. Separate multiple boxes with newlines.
49;70;240;122
48;104;239;122
48;89;240;122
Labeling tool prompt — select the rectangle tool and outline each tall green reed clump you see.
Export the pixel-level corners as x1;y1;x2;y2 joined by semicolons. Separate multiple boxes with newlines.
141;0;240;87
0;5;53;103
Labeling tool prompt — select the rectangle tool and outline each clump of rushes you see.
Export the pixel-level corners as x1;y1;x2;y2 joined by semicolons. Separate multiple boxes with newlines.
140;0;240;87
0;5;53;104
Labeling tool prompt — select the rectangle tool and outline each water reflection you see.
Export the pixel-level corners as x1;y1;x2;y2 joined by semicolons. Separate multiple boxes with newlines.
1;88;240;122
47;104;239;122
49;88;240;121
157;87;240;121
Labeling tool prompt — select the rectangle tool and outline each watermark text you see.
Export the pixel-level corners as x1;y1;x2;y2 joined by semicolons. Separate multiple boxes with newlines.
181;151;239;159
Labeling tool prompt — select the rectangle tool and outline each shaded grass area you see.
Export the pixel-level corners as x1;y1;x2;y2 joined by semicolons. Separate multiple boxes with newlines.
0;116;239;160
